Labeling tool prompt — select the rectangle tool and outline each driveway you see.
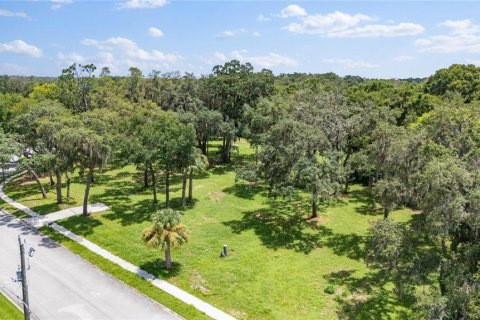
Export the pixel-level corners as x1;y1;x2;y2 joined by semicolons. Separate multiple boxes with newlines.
0;212;183;320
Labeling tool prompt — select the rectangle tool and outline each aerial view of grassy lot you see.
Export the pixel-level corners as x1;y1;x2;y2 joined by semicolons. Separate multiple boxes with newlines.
0;292;22;320
4;140;415;319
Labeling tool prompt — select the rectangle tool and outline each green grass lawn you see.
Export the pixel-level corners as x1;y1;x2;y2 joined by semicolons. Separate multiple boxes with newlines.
4;140;416;319
0;292;22;320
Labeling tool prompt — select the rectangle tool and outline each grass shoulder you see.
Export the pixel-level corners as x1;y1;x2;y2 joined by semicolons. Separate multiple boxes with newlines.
0;292;22;320
40;226;211;320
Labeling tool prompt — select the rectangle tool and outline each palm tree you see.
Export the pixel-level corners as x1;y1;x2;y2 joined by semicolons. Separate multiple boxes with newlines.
142;208;189;269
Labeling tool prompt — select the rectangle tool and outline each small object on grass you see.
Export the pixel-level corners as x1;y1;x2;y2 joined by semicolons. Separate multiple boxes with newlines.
324;284;336;295
220;244;228;258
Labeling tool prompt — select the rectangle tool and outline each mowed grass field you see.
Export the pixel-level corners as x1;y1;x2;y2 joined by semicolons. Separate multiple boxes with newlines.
0;292;22;320
4;140;415;319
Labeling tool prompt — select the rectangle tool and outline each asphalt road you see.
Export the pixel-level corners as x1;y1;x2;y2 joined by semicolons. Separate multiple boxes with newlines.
0;212;183;320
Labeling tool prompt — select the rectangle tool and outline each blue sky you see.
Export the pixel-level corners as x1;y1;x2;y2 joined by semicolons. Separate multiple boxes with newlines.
1;1;480;78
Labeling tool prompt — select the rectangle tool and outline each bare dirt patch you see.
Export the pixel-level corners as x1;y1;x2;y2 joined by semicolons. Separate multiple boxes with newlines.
190;272;209;294
208;191;225;202
228;309;247;319
307;215;329;224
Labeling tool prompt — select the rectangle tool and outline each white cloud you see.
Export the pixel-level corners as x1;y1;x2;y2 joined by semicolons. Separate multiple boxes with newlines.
330;22;424;38
439;19;480;35
117;0;167;9
257;14;271;22
0;9;28;18
59;38;179;74
323;58;378;69
215;29;249;39
283;11;374;34
57;51;124;73
0;40;42;58
213;52;227;61
279;4;307;18
249;53;298;69
216;30;234;39
252;31;261;37
211;50;298;69
57;52;86;65
81;37;179;62
51;0;73;10
416;19;480;53
394;55;415;62
282;10;423;38
202;52;228;65
148;27;164;37
466;58;480;65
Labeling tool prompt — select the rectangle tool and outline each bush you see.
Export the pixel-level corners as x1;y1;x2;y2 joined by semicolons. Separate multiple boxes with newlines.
324;284;336;295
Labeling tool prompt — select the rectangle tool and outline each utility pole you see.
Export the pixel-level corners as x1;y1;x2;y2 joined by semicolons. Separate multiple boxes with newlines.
18;235;31;320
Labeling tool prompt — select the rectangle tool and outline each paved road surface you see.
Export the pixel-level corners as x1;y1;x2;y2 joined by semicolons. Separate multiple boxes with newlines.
0;212;182;320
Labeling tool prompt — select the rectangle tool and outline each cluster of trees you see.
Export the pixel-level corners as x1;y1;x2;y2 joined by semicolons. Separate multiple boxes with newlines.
1;62;479;317
236;65;480;318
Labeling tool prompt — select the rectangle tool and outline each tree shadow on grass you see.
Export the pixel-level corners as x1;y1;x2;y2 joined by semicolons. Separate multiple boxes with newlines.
140;259;182;279
209;164;233;176
194;171;211;180
223;196;332;254
325;269;411;320
32;198;79;215
349;189;379;216
4;181;49;201
167;197;199;210
90;179;135;205
222;183;266;200
102;198;155;226
223;194;368;259
324;233;365;261
59;215;103;237
113;171;132;180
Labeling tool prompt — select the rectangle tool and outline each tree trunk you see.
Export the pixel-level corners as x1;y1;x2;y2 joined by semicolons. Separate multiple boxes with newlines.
66;172;71;198
143;168;149;188
383;190;389;220
82;163;94;216
198;138;207;155
181;170;187;207
310;184;318;219
221;136;231;163
79;164;85;179
1;166;5;187
227;139;231;162
188;168;193;203
383;206;389;220
55;169;63;204
439;239;447;296
28;168;47;199
164;241;172;269
165;171;170;208
344;179;350;195
149;164;158;204
49;172;55;186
